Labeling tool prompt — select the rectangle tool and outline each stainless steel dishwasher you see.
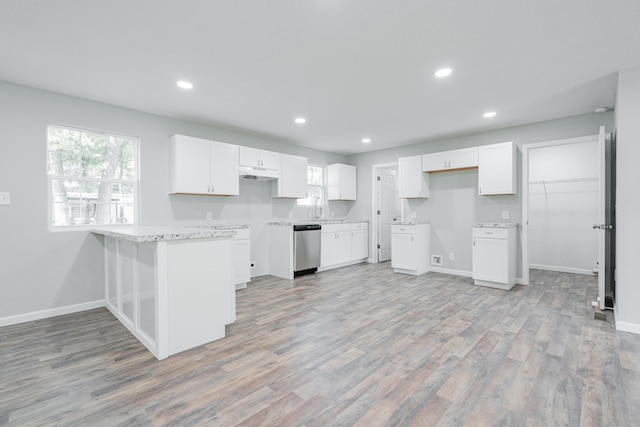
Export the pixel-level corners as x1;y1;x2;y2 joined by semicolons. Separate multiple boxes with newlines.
293;224;321;277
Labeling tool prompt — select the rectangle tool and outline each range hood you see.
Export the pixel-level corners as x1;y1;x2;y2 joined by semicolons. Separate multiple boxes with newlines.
238;165;280;181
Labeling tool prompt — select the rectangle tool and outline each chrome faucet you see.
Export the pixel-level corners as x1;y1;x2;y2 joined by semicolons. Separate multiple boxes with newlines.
314;196;323;219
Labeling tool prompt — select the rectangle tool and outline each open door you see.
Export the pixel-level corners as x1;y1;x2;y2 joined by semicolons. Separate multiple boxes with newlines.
595;126;616;310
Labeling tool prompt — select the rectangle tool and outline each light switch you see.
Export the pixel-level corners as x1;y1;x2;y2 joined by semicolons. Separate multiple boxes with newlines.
0;192;9;206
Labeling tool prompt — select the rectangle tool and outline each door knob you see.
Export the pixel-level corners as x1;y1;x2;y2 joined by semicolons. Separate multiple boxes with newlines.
593;224;613;230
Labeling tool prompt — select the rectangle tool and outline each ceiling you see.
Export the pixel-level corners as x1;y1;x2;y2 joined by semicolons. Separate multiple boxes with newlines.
1;1;639;155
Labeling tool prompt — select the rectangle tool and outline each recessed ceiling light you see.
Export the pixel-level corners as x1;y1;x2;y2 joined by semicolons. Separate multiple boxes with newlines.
294;117;306;124
176;80;193;89
435;68;452;78
362;138;371;144
483;111;497;118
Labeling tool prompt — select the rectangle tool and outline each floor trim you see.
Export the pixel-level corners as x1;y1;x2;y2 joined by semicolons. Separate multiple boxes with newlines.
0;300;106;327
615;320;640;335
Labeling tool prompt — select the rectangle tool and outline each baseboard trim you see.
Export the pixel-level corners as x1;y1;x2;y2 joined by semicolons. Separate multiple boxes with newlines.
530;264;594;276
0;300;106;328
615;320;640;335
428;267;472;278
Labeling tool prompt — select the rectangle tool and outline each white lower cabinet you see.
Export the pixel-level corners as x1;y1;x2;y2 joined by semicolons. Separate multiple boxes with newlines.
472;225;517;289
232;228;251;289
391;223;430;275
320;222;368;270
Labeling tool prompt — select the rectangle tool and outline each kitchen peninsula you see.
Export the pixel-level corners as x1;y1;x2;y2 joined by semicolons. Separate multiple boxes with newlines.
92;226;237;360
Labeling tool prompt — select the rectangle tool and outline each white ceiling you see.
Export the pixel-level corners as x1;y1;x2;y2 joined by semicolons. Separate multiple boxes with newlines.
1;1;639;155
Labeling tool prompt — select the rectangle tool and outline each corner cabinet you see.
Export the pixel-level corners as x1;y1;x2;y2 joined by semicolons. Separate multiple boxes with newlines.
478;142;516;195
169;134;239;196
274;154;308;198
398;155;430;198
327;163;357;200
391;223;430;275
422;147;478;172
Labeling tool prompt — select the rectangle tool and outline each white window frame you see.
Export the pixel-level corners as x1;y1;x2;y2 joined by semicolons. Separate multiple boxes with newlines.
297;164;326;206
46;124;140;231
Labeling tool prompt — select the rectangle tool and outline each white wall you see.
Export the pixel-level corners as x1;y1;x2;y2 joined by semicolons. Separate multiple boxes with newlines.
528;140;599;273
0;80;346;320
615;66;640;332
347;113;614;279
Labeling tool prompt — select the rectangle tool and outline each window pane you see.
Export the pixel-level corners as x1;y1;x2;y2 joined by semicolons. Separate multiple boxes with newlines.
308;166;323;186
297;185;324;206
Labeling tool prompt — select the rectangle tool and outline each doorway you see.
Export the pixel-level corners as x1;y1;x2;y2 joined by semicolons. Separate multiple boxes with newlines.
372;163;400;263
522;128;615;309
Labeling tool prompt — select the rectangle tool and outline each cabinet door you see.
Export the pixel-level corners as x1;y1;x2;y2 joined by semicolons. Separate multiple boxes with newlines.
238;146;260;168
399;155;429;198
277;154;307;198
335;231;351;264
472;238;509;283
210;141;239;195
169;135;211;194
320;232;336;267
478;142;516;195
449;148;478;170
351;229;368;260
260;150;282;170
391;233;415;270
328;164;356;200
234;238;250;284
422;152;448;172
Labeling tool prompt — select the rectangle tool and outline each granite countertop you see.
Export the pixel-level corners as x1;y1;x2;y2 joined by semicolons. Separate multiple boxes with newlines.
91;226;237;243
393;221;430;225
268;219;369;226
473;222;519;228
187;224;250;230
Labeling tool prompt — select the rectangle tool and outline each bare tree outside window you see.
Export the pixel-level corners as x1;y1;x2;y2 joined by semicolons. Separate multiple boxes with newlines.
47;125;138;227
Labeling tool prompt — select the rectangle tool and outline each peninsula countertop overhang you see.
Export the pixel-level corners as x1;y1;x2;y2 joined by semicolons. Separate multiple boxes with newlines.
91;226;238;243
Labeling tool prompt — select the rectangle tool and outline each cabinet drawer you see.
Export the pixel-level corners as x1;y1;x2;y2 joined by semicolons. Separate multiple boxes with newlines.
350;222;367;231
472;227;508;239
392;225;416;234
232;228;250;240
322;223;351;233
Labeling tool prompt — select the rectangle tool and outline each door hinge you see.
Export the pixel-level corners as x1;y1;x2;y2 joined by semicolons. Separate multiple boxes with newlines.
377;210;380;215
377;244;381;249
377;176;381;181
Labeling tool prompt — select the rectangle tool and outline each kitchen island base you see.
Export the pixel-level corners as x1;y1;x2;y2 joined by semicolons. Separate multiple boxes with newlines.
95;228;235;360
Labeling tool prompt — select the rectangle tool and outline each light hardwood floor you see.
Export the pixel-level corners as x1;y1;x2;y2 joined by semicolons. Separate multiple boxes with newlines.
2;264;640;426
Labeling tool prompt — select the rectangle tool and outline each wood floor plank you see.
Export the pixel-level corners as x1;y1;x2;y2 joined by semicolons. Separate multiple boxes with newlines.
1;266;639;426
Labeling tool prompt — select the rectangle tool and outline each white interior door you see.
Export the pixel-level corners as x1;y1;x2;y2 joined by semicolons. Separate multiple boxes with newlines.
597;126;606;309
377;169;397;262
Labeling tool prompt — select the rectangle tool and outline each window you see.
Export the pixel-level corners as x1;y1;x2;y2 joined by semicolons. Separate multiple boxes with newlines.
297;165;325;206
47;125;139;228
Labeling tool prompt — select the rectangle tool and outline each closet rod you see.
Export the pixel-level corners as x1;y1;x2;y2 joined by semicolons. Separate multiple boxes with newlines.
528;177;598;185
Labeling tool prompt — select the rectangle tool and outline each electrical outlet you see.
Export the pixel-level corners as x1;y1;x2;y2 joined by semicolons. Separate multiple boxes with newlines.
206;211;213;221
502;210;509;219
449;252;455;261
431;255;443;266
0;192;10;206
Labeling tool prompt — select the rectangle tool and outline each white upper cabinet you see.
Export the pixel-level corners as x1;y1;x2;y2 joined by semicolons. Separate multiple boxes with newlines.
238;146;281;171
478;141;516;195
275;154;307;198
398;155;429;198
327;163;356;200
169;134;239;196
422;147;478;172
